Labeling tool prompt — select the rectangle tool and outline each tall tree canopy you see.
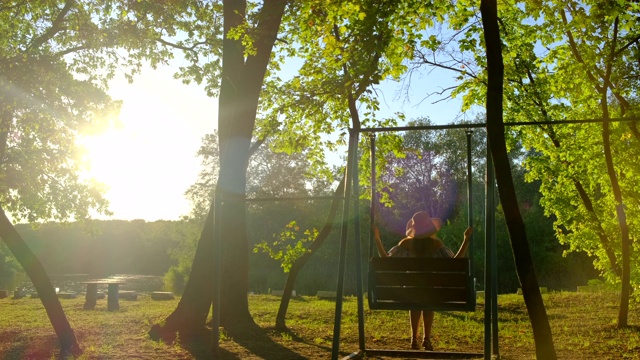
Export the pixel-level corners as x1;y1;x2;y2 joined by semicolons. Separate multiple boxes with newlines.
414;0;639;327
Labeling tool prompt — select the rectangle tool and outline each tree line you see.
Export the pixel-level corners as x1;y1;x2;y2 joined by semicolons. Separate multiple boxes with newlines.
0;115;601;296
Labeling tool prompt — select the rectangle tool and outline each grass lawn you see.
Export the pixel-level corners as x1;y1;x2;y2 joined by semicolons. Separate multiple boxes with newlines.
0;291;638;359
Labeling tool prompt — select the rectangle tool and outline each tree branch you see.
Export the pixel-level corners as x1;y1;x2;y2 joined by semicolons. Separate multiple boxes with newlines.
414;50;477;78
28;0;74;51
53;45;90;58
331;23;362;129
248;137;266;157
613;34;640;58
155;38;209;53
561;9;632;111
560;9;604;94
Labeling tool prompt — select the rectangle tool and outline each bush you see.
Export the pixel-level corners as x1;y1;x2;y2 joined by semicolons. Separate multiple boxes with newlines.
163;265;189;295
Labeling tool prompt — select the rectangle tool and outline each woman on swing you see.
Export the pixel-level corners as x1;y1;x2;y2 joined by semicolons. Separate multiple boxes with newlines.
373;211;472;351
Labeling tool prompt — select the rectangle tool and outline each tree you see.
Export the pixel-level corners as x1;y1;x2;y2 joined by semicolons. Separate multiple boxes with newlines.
481;1;639;326
167;129;334;294
0;0;190;353
480;0;557;358
414;0;639;328
150;0;289;339
153;0;479;339
529;0;639;328
263;1;468;331
151;0;438;338
272;176;344;329
1;1;115;354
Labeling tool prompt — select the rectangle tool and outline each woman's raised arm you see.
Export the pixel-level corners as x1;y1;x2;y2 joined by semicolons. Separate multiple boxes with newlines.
373;225;390;258
454;227;473;258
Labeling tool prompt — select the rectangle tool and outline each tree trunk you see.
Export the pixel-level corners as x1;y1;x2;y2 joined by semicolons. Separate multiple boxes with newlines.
149;210;216;339
275;176;345;330
545;129;621;276
600;90;630;328
603;117;631;328
0;207;80;356
599;16;630;328
480;1;557;359
150;0;287;338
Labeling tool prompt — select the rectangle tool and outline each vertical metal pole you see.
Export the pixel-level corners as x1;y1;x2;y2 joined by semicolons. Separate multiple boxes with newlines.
360;133;376;353
484;141;494;360
212;189;222;354
465;130;474;270
369;134;376;259
491;168;500;357
331;129;357;360
352;132;365;352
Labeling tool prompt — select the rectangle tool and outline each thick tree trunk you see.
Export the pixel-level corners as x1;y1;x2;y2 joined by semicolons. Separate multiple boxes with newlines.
275;176;345;329
603;118;631;328
0;207;80;356
150;0;287;339
149;209;216;339
601;100;630;328
599;16;630;328
480;1;557;359
216;0;287;328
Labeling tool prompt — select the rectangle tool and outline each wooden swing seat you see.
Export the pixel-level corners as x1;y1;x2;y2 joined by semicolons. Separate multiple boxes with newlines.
368;257;476;312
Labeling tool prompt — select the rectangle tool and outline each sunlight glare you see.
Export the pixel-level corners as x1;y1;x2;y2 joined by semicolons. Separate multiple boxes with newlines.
78;67;217;221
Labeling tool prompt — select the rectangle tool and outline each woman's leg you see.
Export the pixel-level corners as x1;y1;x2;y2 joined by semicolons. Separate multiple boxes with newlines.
422;310;435;350
409;310;422;349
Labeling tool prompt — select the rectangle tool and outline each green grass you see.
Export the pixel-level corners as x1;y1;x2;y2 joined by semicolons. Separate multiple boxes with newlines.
0;291;638;359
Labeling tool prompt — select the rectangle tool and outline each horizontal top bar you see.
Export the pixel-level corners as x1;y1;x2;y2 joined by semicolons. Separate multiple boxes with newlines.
245;195;343;202
359;123;484;132
357;116;640;133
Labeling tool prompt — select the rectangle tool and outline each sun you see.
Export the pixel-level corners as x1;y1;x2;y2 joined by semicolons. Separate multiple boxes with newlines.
77;67;218;221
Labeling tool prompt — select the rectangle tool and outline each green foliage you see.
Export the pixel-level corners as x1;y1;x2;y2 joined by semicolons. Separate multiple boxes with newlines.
411;0;640;298
0;242;20;289
256;0;451;180
0;0;197;222
163;264;189;295
176;130;337;286
254;221;318;273
588;278;604;287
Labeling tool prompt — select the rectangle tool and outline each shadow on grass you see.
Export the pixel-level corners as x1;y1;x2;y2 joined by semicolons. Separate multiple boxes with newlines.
271;326;333;353
1;343;29;360
151;323;323;359
0;331;64;360
604;324;640;334
220;322;314;360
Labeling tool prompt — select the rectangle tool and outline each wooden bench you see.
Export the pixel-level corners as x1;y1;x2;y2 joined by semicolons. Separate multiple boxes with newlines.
368;257;476;311
12;288;27;299
118;291;137;301
80;281;125;311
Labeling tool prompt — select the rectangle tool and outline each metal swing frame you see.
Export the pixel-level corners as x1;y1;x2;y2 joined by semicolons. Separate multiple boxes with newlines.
206;116;639;359
330;123;498;360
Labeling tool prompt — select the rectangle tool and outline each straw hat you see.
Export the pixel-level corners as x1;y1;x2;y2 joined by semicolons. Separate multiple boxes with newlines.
405;211;442;238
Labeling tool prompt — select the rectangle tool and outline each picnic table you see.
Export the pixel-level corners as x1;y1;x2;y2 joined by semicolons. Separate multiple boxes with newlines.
80;281;125;311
